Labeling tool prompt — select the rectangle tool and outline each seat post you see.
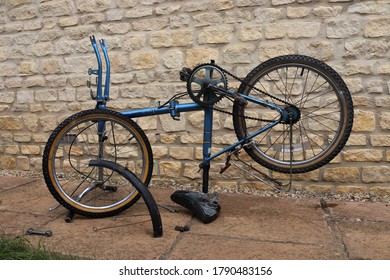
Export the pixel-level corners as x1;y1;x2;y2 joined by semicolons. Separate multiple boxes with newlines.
201;105;213;193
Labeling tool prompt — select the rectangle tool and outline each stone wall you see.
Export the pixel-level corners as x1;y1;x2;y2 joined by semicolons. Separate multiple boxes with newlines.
0;0;390;195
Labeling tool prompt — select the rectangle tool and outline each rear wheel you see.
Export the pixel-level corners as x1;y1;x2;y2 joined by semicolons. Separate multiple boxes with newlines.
233;55;354;174
42;109;153;218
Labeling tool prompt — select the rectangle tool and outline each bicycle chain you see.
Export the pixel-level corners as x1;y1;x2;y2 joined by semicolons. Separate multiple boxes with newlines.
212;64;293;107
208;64;290;123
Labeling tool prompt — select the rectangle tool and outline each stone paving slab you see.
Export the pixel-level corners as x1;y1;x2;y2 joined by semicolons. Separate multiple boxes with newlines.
1;176;390;260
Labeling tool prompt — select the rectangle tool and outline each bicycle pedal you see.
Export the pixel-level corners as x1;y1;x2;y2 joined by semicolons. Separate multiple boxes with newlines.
170;190;220;224
219;163;231;174
179;67;192;82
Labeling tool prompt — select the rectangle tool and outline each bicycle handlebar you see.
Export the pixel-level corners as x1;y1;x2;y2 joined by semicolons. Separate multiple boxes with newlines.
89;35;110;105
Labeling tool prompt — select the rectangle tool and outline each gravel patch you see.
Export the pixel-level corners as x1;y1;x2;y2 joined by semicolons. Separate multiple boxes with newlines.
2;170;389;204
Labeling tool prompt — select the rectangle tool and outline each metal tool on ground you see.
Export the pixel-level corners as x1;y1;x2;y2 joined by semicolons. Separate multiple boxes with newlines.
26;228;53;237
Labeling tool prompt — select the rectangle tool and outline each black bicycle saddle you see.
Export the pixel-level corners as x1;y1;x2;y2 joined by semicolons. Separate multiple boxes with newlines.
170;190;221;224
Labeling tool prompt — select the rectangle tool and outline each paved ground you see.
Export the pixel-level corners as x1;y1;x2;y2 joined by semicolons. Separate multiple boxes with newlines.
1;175;390;260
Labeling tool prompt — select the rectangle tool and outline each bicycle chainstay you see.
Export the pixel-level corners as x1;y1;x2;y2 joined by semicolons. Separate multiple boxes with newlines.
185;63;294;123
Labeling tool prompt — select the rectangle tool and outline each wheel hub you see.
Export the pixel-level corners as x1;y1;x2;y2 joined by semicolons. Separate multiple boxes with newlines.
282;105;301;125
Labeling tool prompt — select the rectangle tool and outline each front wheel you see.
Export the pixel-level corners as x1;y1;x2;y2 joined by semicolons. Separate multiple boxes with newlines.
42;109;153;218
233;55;354;174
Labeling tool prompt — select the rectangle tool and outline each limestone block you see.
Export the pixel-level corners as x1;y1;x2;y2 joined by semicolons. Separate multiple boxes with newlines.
40;0;72;17
272;0;295;5
151;30;193;48
258;42;295;61
371;135;390;147
163;50;184;69
80;13;105;24
0;63;18;77
64;25;96;40
76;0;111;13
160;114;186;132
362;166;390;183
287;22;321;38
298;41;334;61
132;18;169;31
28;42;55;57
364;17;390;38
35;90;58;102
345;40;389;59
20;145;40;155
0;156;17;170
180;134;203;144
8;5;38;20
59;17;79;27
156;5;181;15
100;22;130;35
348;1;390;15
130;51;158;70
123;35;146;51
223;43;256;64
213;0;235;11
192;12;222;27
313;6;342;17
254;8;285;23
378;64;390;75
198;25;234;44
380;112;390;130
159;161;182;177
137;116;158;130
264;23;287;39
183;163;202;179
287;7;310;18
323;167;360;183
160;134;178;144
14;133;31;142
22;115;39;132
117;0;137;8
345;134;367;146
3;78;21;89
352;109;375;132
170;147;195;160
0;116;24;130
42;59;61;75
17;156;30;171
344;62;373;75
0;91;15;104
39;115;58;132
186;48;219;68
342;149;383;162
237;0;267;7
152;146;168;159
4;145;19;155
335;185;368;194
125;7;153;19
5;0;32;7
370;186;390;196
239;24;263;41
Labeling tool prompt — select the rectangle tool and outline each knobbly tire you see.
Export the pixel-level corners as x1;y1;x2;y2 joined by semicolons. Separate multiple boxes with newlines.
233;55;354;174
42;109;153;218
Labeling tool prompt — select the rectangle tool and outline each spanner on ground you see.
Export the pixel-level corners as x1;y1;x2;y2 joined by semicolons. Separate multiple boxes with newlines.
26;228;53;237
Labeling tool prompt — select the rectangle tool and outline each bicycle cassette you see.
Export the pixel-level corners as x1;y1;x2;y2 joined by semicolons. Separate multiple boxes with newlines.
187;62;228;107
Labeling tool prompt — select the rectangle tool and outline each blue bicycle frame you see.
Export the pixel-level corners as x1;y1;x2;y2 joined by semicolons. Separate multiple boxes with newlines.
89;36;288;193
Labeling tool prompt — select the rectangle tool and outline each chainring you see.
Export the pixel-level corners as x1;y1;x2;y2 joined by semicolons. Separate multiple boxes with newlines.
187;63;228;107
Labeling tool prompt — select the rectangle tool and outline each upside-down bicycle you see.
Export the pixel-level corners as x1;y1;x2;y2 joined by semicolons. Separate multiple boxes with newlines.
42;36;353;236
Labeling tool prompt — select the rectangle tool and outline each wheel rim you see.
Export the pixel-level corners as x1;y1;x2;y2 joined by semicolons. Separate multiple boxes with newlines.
48;113;150;213
239;61;348;170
